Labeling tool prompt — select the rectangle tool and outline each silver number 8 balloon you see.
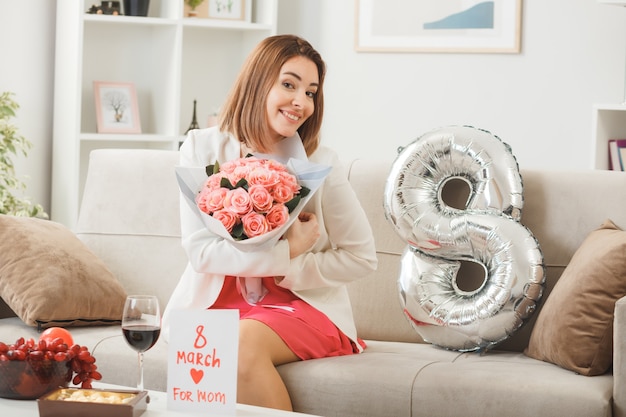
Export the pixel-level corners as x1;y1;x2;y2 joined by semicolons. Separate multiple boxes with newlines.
384;126;546;352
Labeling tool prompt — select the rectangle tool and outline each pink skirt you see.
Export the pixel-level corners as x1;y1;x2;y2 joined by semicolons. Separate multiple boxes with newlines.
211;276;364;360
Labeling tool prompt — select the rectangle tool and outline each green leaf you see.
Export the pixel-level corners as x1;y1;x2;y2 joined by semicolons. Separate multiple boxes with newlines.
299;186;310;198
0;91;48;219
231;222;246;240
234;178;248;190
220;177;234;190
285;195;302;213
205;161;220;177
0;106;15;118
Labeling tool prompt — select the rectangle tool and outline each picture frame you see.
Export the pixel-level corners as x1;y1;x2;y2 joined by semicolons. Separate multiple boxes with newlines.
207;0;250;21
93;81;141;134
355;0;522;53
184;0;209;18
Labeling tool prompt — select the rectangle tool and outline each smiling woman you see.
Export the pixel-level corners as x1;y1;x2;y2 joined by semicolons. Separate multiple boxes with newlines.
218;35;326;156
265;56;319;142
162;34;377;412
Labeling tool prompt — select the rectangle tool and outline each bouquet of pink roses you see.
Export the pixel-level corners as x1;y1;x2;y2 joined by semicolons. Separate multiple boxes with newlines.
175;135;330;303
195;156;310;241
175;135;331;253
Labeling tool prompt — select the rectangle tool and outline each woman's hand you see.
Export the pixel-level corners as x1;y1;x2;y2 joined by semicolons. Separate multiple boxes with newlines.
286;212;320;258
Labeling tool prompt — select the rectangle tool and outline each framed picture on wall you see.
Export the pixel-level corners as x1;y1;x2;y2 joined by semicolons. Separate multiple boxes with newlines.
355;0;522;53
207;0;251;21
93;81;141;134
184;0;209;18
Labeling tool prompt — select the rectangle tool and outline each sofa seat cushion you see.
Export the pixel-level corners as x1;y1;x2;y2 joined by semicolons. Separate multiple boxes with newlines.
0;318;615;417
278;341;461;417
0;215;127;328
278;341;613;417
415;350;613;417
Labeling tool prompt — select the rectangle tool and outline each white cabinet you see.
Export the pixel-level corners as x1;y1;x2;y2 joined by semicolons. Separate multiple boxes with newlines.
592;104;626;169
52;0;277;228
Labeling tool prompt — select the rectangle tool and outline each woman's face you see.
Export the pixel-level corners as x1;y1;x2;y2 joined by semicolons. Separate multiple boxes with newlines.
266;56;319;143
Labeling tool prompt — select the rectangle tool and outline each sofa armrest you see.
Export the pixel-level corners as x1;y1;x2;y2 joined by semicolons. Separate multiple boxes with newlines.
614;296;626;417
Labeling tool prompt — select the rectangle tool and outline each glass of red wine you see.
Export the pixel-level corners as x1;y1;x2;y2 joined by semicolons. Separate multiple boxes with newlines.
122;295;161;391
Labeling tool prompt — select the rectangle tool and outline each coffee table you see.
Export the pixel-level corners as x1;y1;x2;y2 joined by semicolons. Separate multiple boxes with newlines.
0;382;320;416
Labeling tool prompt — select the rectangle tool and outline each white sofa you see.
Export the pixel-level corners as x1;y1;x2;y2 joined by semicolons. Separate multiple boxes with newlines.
1;148;626;417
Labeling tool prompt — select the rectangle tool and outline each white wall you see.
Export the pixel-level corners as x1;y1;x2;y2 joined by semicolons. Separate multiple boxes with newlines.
0;0;56;214
279;0;626;170
0;1;624;214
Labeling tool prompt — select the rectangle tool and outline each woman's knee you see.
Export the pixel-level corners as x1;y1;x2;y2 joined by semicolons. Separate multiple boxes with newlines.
238;319;299;366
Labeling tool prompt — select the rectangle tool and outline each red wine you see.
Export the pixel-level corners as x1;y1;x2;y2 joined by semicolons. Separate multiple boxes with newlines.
122;325;161;352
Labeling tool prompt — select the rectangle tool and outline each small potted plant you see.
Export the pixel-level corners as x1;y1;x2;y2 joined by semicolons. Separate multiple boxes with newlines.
0;92;47;218
185;0;205;17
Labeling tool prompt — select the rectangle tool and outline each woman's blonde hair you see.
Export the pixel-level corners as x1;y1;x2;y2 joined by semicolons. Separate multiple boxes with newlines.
218;34;325;156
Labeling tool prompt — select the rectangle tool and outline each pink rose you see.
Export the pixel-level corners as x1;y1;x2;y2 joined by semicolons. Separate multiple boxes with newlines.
223;188;253;216
197;187;228;214
248;184;274;213
205;173;226;191
221;157;262;175
266;204;289;229
230;165;253;184
199;156;308;241
242;212;270;238
218;160;235;174
247;166;280;189
196;187;212;213
271;183;295;204
278;171;301;193
264;159;288;173
219;159;243;175
213;209;240;233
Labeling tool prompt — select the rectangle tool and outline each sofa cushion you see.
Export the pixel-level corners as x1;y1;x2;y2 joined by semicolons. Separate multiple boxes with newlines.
524;219;626;375
75;149;185;312
278;341;614;417
0;215;127;328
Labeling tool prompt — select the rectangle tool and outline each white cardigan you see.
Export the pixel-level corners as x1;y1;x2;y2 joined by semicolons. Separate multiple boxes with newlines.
162;128;378;351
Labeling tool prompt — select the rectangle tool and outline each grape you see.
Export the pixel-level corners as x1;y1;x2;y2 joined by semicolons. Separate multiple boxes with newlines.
0;335;102;388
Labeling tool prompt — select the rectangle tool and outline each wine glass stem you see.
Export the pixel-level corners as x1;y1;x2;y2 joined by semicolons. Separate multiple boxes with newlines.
137;351;144;391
